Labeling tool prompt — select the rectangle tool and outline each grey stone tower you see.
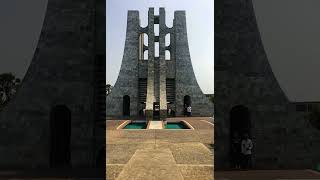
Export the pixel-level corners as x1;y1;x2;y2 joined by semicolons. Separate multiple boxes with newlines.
106;8;213;120
0;0;105;168
215;0;320;169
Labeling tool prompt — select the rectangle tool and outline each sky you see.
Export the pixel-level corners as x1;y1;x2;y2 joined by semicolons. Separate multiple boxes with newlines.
0;0;47;80
106;0;214;94
253;0;320;102
3;0;320;101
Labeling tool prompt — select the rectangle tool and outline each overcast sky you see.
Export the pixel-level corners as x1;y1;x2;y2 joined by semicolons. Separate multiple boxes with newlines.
253;0;320;102
0;0;47;80
2;1;320;101
106;0;214;94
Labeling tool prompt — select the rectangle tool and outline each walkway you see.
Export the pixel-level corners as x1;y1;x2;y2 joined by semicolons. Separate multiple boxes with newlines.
116;148;184;180
148;121;163;129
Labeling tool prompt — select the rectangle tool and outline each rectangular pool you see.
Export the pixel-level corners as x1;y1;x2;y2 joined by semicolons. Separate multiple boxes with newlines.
123;122;147;129
165;122;190;129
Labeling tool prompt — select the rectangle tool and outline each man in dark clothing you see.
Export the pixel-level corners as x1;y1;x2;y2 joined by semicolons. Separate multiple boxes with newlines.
231;132;241;169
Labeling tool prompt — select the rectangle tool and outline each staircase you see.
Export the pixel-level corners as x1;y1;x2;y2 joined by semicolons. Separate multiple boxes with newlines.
139;78;147;103
166;78;175;103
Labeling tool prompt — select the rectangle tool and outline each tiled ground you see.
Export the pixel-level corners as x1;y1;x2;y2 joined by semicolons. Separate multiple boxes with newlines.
107;118;320;180
1;117;319;179
106;117;214;180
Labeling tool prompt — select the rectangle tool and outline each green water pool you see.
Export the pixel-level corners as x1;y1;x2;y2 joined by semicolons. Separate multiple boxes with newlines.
165;122;190;129
123;122;147;129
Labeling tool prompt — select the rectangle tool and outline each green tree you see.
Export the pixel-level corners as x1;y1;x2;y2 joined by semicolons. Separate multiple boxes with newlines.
106;84;113;96
209;94;214;103
0;73;20;108
307;104;320;130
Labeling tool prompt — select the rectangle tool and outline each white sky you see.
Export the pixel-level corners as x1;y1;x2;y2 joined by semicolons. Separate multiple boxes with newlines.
2;0;320;101
106;0;214;94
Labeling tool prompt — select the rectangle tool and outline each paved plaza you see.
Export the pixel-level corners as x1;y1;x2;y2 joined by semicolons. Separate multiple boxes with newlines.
106;117;214;180
0;117;320;179
107;117;320;180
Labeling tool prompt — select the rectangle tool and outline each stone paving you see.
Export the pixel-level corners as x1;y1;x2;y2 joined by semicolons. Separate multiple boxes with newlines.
116;149;184;180
107;117;320;180
148;121;163;129
1;117;319;179
106;117;214;180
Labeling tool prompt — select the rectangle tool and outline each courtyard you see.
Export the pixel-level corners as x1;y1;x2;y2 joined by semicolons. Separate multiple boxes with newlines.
106;117;214;180
0;117;320;179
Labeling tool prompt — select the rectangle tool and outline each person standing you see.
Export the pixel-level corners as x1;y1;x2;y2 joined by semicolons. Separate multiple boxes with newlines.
231;132;241;169
187;105;192;117
241;133;253;169
168;108;172;116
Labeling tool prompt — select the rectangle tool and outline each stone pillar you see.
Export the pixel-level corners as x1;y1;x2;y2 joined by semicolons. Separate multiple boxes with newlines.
105;11;140;118
145;8;155;120
0;0;102;168
139;33;144;60
174;11;213;117
159;8;167;120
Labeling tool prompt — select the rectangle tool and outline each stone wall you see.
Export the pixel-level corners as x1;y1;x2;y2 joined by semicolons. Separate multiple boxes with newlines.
215;0;320;169
0;0;104;168
174;11;214;117
106;11;140;119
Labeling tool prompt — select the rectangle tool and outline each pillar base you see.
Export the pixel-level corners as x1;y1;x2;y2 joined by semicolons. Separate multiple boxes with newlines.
160;109;167;120
145;109;153;121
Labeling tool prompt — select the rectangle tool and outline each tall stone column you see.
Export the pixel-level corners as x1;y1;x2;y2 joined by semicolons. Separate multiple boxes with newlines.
145;8;155;120
174;11;213;117
0;0;103;168
159;8;168;120
105;11;140;118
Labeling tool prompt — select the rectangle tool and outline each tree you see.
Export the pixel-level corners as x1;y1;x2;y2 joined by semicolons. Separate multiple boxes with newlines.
209;94;214;103
106;84;113;96
307;104;320;130
0;73;20;108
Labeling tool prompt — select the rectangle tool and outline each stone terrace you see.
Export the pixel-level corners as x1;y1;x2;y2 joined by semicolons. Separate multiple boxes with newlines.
106;117;214;180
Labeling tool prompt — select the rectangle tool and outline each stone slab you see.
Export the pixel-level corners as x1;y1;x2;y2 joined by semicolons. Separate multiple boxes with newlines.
148;121;163;129
106;165;124;180
106;144;155;164
178;165;214;180
107;130;156;144
156;142;213;165
116;148;184;180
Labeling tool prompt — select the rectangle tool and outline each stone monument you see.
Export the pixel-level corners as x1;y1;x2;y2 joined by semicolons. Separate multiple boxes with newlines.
215;0;320;169
106;8;213;120
0;0;106;168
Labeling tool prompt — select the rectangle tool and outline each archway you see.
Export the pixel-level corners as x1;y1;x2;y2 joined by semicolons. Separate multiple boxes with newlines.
123;95;130;116
50;105;71;168
184;95;191;106
230;105;251;138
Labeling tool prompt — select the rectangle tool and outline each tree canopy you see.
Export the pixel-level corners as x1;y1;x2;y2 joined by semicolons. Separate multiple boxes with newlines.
106;84;113;96
0;73;21;109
